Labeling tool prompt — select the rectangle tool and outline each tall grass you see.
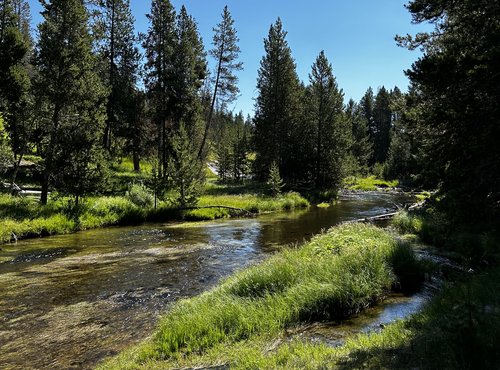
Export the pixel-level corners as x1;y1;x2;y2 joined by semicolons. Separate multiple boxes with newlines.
101;224;425;369
0;191;309;243
344;175;399;191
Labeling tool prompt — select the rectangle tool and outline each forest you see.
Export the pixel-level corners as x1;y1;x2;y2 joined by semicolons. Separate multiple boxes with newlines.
0;0;499;369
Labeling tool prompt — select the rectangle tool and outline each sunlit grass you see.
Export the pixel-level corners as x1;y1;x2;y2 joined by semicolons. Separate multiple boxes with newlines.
344;175;399;191
0;191;309;243
100;224;425;369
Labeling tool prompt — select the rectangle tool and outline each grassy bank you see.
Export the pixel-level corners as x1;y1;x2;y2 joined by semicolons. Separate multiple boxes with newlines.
123;267;496;370
100;223;425;369
0;191;309;244
391;209;499;266
344;175;399;191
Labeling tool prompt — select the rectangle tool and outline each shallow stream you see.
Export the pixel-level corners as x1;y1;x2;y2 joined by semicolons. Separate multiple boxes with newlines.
0;192;415;369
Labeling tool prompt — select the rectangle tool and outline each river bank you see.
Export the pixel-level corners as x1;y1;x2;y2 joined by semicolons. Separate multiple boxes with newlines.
0;192;309;244
99;223;427;369
0;192;413;369
99;210;500;370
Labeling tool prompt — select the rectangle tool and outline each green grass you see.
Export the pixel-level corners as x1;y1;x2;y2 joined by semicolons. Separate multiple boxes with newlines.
0;191;309;243
316;202;330;208
344;175;399;191
391;209;500;266
101;253;500;370
100;224;425;369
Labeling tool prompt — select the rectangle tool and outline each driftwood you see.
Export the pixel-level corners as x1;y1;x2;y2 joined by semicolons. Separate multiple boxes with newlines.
346;212;400;224
345;201;425;225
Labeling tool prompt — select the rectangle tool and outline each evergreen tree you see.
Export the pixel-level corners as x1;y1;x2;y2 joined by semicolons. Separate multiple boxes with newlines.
267;161;284;197
232;111;250;182
34;0;108;205
254;18;302;182
0;114;13;180
372;86;392;165
306;51;350;190
0;0;32;184
143;0;177;178
346;99;372;174
92;0;140;152
170;5;206;137
359;87;375;157
399;0;500;221
198;5;243;159
168;123;204;207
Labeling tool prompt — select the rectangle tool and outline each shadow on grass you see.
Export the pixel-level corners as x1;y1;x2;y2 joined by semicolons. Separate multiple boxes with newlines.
336;268;500;370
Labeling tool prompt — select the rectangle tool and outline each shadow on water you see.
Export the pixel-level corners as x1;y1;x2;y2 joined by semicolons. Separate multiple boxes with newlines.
0;192;412;369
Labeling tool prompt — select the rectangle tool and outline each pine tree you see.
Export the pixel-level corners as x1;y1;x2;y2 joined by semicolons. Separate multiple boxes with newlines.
346;99;372;175
170;5;206;137
0;114;13;180
306;51;351;190
0;0;32;190
168;123;204;207
254;18;302;182
267;161;284;197
198;5;243;159
35;0;108;205
399;0;500;220
372;86;392;165
92;0;140;152
143;0;177;178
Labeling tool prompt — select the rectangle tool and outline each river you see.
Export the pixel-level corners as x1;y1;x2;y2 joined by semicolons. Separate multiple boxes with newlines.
0;192;412;369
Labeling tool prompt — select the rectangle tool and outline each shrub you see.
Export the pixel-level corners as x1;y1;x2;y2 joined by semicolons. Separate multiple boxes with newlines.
126;183;154;208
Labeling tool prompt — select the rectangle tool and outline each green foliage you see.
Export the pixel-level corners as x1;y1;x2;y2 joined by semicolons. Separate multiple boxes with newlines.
253;18;303;182
168;124;205;207
305;51;351;191
266;161;284;197
344;175;398;191
100;224;424;368
0;115;13;179
91;0;141;152
199;5;243;159
346;99;372;175
391;211;423;234
398;0;500;222
126;183;154;208
34;0;108;204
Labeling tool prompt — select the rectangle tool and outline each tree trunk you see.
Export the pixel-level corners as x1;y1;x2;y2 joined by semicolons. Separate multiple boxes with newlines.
198;48;223;160
133;151;140;172
10;153;23;195
40;171;49;205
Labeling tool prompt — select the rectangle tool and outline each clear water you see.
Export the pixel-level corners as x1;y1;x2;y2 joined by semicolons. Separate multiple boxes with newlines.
0;192;412;369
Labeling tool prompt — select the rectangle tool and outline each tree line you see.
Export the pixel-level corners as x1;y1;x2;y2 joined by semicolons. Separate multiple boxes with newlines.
1;0;497;223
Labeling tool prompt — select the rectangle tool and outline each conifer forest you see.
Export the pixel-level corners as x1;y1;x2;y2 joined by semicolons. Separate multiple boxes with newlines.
0;1;499;369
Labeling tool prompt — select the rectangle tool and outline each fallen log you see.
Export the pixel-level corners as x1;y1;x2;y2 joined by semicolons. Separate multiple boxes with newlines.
345;212;400;224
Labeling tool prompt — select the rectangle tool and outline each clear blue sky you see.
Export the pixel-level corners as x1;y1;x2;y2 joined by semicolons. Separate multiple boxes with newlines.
28;0;430;117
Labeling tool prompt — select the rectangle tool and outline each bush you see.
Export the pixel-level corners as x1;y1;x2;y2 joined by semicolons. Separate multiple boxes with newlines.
126;183;154;208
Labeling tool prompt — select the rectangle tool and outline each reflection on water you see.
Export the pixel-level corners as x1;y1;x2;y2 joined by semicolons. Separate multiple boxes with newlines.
0;192;411;369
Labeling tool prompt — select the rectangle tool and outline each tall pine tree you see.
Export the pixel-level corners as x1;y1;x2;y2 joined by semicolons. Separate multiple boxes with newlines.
306;51;350;190
372;86;392;165
254;18;302;182
143;0;177;178
198;5;243;159
92;0;140;153
0;0;32;192
346;99;373;174
35;0;107;205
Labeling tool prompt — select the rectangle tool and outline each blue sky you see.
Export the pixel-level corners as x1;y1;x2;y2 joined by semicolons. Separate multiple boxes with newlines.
28;0;431;116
